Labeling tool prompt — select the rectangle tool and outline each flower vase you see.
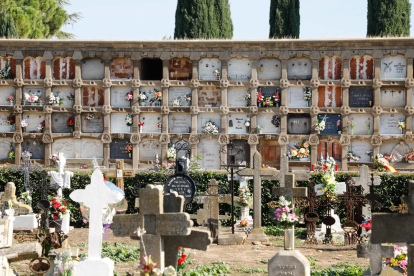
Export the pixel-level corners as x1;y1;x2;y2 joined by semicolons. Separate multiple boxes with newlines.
49;219;62;232
401;129;403;134
246;126;250;133
72;99;75;106
306;101;310;107
284;228;295;250
139;126;142;133
367;128;370;135
9;101;13;106
129;153;131;158
350;128;354;135
276;102;279;108
130;101;133;107
338;131;342;134
150;103;153;107
246;102;250;107
348;157;351;161
317;130;320;134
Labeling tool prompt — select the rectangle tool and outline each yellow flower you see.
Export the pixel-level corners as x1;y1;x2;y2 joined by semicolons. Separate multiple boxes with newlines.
305;149;310;155
290;147;296;151
303;142;309;148
292;150;297;156
299;148;305;154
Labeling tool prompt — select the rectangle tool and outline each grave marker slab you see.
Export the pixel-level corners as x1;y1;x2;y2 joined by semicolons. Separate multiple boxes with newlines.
52;138;76;158
110;139;131;160
51;88;74;107
198;139;221;170
227;139;250;165
0;138;13;159
228;58;251;81
22;113;45;133
287;114;311;134
349;141;372;162
381;55;406;79
169;87;191;107
351;165;381;215
139;87;162;105
198;86;221;107
81;59;105;80
258;140;280;167
348;114;373;135
257;87;281;107
0;182;32;216
319;56;342;80
318;114;342;135
22;139;44;159
287;87;309;108
52;113;73;133
0;113;14;133
257;58;281;80
288;58;312;80
198;58;221;81
81;139;104;158
228;87;249;107
357;240;394;275
82;113;104;133
140;113;162;133
227;114;250;134
110;87;133;107
139;139;161;161
0;86;15;106
111;113;132;133
257;114;280;134
349;87;374;107
380;114;405;135
164;174;196;204
22;87;44;106
381;88;406;108
169;113;191;133
198;113;220;134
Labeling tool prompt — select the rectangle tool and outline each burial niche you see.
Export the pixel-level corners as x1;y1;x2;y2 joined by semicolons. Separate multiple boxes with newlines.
287;114;311;134
318;142;341;161
110;138;131;159
348;114;373;135
318;56;342;80
380;114;406;135
349;56;373;80
198;58;221;81
287;87;311;108
82;86;104;107
257;58;281;80
81;59;105;80
198;86;221;107
349;141;372;162
53;57;75;80
169;57;192;80
258;140;280;167
381;88;405;108
0;57;16;79
287;58;312;80
22;139;44;159
228;58;251;81
317;114;342;135
197;139;221;170
23;57;45;80
381;55;406;79
318;86;342;107
111;57;133;79
140;58;163;80
227;114;250;134
349;87;374;108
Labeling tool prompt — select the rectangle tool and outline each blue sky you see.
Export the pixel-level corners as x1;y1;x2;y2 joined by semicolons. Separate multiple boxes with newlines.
61;0;414;40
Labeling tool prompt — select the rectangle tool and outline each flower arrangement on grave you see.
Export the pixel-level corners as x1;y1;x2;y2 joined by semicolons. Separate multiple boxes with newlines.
257;125;263;134
49;93;63;105
38;120;45;132
239;219;249;228
6;93;14;103
7;143;15;160
6;113;15;125
125;90;133;102
25;92;41;104
21;119;28;130
125;144;132;155
243;93;251;103
138;121;144;132
262;96;274;107
177;246;191;272
403;149;414;162
139;91;148;102
150;90;162;103
167;144;176;160
170;98;182;107
315;118;326;134
49;154;59;165
67;92;75;101
67;117;74;131
213;68;220;77
273;196;300;229
201;120;219;135
349;120;356;135
365;120;371;135
85;113;95;121
271;115;281;128
347;150;360;162
360;214;372;244
274;89;280;107
259;64;264;72
398;120;405;134
320;156;338;200
125;114;133;127
81;165;88;169
384;245;408;275
257;89;264;106
0;64;13;79
236;186;252;208
157;122;162;131
366;150;373;161
49;195;68;220
288;140;310;160
19;191;31;205
336;120;341;133
54;248;75;276
184;93;191;104
303;87;311;103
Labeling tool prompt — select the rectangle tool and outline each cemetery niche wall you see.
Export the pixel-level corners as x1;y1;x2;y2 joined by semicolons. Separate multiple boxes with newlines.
1;39;414;170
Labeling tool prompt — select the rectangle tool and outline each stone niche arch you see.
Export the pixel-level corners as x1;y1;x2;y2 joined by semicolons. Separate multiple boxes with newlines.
0;56;16;79
198;58;221;81
53;57;75;80
23;57;45;80
169;57;192;80
257;58;281;80
381;55;406;79
228;57;251;81
288;57;312;80
318;56;342;80
81;58;105;80
111;57;133;79
349;55;373;80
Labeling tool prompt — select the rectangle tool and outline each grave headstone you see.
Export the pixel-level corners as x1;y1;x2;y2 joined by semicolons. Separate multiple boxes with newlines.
81;59;105;80
139;113;162;133
227;139;250;165
197;139;221;170
357;240;394;276
139;139;161;161
0;182;32;216
349;87;374;108
198;113;221;134
381;88;406;107
287;115;311;134
22;113;45;133
227;114;250;134
380;114;405;135
22;139;44;159
317;114;342;135
0;113;14;133
198;58;221;81
81;139;104;159
110;87;133;107
287;87;310;108
168;113;191;133
228;58;251;80
257;58;281;80
22;87;45;105
164;174;196;204
52;87;74;107
257;114;280;134
381;55;406;79
52;113;74;133
110;139;131;160
0;86;15;106
268;246;311;276
349;141;372;162
139;87;162;105
287;58;312;80
228;87;250;107
111;113;132;133
82;113;104;133
0;139;13;159
169;87;191;107
257;87;281;107
348;115;373;135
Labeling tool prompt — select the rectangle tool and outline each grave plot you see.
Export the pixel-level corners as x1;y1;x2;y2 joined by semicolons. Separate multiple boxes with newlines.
139;139;161;161
23;57;45;79
228;87;249;107
110;138;132;159
139;86;162;106
52;138;104;159
380;87;406;107
287;87;311;107
349;56;374;80
198;58;221;81
52;113;74;133
197;113;220;134
257;114;281;134
287;114;311;134
140;58;163;80
257;87;281;108
82;113;103;133
22;87;45;106
349;87;374;108
228;58;251;81
111;113;132;133
227;114;250;134
349;140;372;162
257;58;281;80
22;138;44;159
318;114;342;135
82;86;104;107
318;86;342;107
111;57;133;79
0;86;15;106
81;58;104;80
168;113;191;133
51;87;75;107
197;139;221;170
0;138;13;159
111;87;133;107
0;57;15;78
348;114;373;135
381;55;406;79
21;112;45;133
169;57;192;80
318;141;341;161
380;114;406;135
227;139;250;164
139;112;162;133
319;56;342;80
0;113;14;132
258;140;280;167
169;87;191;107
287;58;312;80
198;86;221;107
53;57;75;80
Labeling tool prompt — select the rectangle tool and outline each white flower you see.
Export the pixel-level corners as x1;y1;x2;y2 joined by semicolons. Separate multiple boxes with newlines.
163;266;176;276
245;121;250;127
136;227;146;238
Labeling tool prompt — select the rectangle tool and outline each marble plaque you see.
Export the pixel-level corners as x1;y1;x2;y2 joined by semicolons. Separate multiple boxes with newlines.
22;139;44;159
0;86;15;106
257;114;280;134
169;113;191;133
258;87;281;107
0;113;14;133
81;139;104;158
81;59;105;80
318;114;342;135
287;114;311;134
197;113;221;134
22;113;45;133
51;138;76;158
380;141;405;157
349;87;373;107
169;87;191;107
348;114;373;135
228;58;251;81
197;139;221;170
0;138;13;159
198;58;221;81
380;114;406;135
380;88;406;107
111;87;133;107
257;58;281;80
228;87;249;107
287;58;312;80
228;139;250;165
381;55;406;79
111;113;132;133
82;113;104;133
287;87;309;107
110;138;131;159
52;113;73;133
139;139;161;161
139;86;162;104
227;114;250;134
140;113;162;133
349;141;372;162
23;87;45;105
51;87;74;107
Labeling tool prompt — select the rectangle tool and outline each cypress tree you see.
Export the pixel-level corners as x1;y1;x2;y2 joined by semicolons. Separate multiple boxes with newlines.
6;12;19;38
269;0;300;39
367;0;411;37
0;12;7;37
174;0;233;39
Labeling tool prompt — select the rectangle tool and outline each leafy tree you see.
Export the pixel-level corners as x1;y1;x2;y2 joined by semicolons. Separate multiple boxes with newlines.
174;0;233;39
269;0;300;39
367;0;411;37
0;11;19;38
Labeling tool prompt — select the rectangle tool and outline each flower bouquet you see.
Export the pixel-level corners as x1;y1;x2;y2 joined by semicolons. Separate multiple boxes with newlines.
375;154;395;171
49;154;59;165
85;113;95;121
184;93;192;104
315;118;326;134
236;186;252;208
257;125;263;134
67;92;75;101
347;150;360;162
21;119;28;132
384;245;408;275
139;92;148;106
149;89;162;106
19;191;31;205
273;196;300;229
49;195;68;220
25;92;41;105
125;90;133;105
177;247;191;272
239;219;249;228
170;98;182;107
274;89;280;107
271;115;280;128
213;69;220;78
0;64;13;79
22;150;32;159
337;120;342;134
360;214;372;243
365;120;371;135
54;249;76;276
398;120;405;134
202;120;219;135
257;89;264;107
303;87;311;106
139;121;144;133
125;114;133;127
262;96;274;107
49;93;63;106
403;149;414;163
349;120;356;135
167;144;176;160
67;117;75;132
6;113;15;125
125;144;132;158
38;120;45;133
288;140;310;161
243;93;251;106
6;94;14;106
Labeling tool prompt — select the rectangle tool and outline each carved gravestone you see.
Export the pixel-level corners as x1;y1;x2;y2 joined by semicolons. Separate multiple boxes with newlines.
228;87;249;107
111;87;133;107
381;55;406;79
52;113;74;133
22;139;44;159
0;138;13;159
228;58;251;81
139;139;161;161
110;139;131;160
198;113;220;134
381;88;406;108
287;114;311;134
317;114;342;135
197;139;221;170
349;141;372;162
287;87;309;108
257;87;281;107
0;182;32;216
82;114;104;133
268;250;310;276
349;87;374;108
348;115;373;135
257;58;281;80
0;113;14;133
169;113;191;133
227;114;250;134
164;174;196;204
287;58;312;80
380;114;405;135
111;113;132;133
198;58;221;81
169;87;191;107
139;113;162;133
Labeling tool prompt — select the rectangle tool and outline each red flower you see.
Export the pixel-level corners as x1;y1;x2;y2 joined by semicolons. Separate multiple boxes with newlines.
182;254;187;261
63;202;67;205
178;258;184;265
61;208;66;212
53;204;58;209
79;209;82;213
104;178;107;181
178;246;182;250
54;216;57;219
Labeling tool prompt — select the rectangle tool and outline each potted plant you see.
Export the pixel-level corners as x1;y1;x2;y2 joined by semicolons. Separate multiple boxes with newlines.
67;117;74;132
49;195;68;232
273;196;300;250
125;90;133;106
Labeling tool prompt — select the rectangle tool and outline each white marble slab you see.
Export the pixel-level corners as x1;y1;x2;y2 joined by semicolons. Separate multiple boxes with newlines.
168;113;191;133
197;113;221;134
0;86;15;106
381;55;406;79
111;87;133;107
228;58;251;81
139;139;161;161
227;114;250;134
198;139;221;170
287;58;312;80
198;58;221;80
139;86;162;104
111;113;132;133
22;112;44;133
257;114;280;134
287;87;309;107
228;87;249;107
140;113;162;133
380;114;406;135
0;113;14;133
380;88;406;107
51;87;74;107
0;138;13;159
349;141;372;162
257;58;281;80
169;87;191;107
81;59;105;80
348;114;373;135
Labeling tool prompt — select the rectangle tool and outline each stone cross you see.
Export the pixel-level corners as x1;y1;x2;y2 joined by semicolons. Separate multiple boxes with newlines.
272;174;308;209
0;182;32;216
48;152;74;197
357;241;395;275
352;165;381;216
105;159;135;191
371;180;414;275
237;151;275;241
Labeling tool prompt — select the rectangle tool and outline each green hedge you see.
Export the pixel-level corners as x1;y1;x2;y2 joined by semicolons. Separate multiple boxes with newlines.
0;169;413;228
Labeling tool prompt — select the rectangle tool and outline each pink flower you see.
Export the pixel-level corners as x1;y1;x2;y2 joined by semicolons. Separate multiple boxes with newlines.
282;206;290;213
400;260;407;266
